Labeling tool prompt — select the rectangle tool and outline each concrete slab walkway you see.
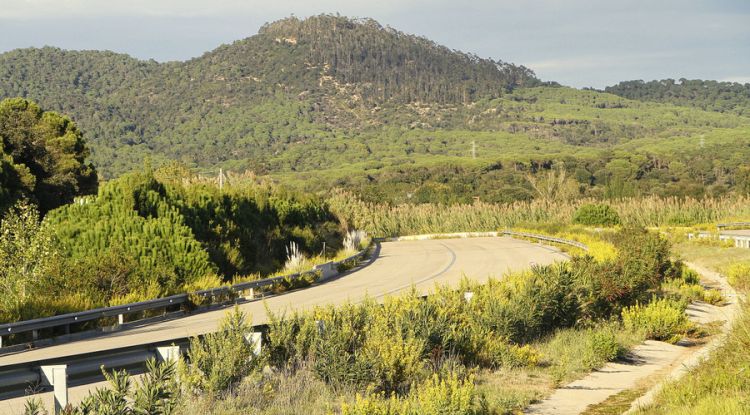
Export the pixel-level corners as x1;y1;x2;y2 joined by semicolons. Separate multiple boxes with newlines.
526;262;739;415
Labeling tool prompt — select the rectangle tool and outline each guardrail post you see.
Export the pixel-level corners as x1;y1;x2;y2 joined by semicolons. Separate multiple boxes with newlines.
243;288;255;301
118;314;125;326
0;335;3;348
41;365;68;414
314;262;338;280
156;345;180;362
244;332;263;356
32;330;39;341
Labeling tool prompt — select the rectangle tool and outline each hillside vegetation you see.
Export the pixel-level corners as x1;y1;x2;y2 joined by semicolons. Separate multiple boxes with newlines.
2;15;748;204
0;14;536;179
0;167;344;324
0;98;97;213
606;78;750;115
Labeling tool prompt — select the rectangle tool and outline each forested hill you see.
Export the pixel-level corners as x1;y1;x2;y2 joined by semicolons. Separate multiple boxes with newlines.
253;16;539;103
605;79;750;115
0;14;539;177
1;14;749;204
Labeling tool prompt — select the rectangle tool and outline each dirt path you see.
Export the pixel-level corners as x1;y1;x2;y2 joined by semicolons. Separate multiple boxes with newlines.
525;262;739;415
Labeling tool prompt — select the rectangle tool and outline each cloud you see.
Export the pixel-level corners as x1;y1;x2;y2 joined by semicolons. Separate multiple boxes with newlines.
0;0;436;19
526;52;680;72
1;0;747;88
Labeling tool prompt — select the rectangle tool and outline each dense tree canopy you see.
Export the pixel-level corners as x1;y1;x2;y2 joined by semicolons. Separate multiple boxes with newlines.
0;97;97;214
0;15;538;179
605;79;750;115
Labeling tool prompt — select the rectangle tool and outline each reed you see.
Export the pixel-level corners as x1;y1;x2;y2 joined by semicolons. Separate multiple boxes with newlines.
328;191;750;236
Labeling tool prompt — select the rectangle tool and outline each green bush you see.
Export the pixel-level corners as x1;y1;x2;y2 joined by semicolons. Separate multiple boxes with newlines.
726;262;750;291
180;308;259;395
572;204;621;227
342;374;477;415
584;327;625;368
702;289;724;305
622;298;692;342
27;358;178;415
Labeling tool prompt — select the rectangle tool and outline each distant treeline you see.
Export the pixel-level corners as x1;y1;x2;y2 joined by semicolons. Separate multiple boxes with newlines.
606;79;750;115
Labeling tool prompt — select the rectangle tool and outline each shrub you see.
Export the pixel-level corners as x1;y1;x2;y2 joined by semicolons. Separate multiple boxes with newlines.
702;289;724;305
0;201;57;323
361;326;426;393
30;358;179;415
726;262;750;291
575;204;621;227
180;308;258;395
660;278;706;303
341;374;477;415
477;339;542;368
622;298;692;342
584;327;625;368
310;303;374;389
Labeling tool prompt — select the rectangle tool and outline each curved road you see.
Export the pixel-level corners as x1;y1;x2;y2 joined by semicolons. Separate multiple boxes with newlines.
0;236;567;412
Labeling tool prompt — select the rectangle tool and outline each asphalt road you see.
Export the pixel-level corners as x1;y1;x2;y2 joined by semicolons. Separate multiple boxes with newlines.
0;236;567;413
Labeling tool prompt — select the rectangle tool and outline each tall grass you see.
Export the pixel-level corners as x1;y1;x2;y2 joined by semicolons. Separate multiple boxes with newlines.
328;191;750;236
635;311;750;414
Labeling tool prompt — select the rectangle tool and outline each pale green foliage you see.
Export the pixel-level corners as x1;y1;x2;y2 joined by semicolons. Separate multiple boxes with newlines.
701;289;723;305
525;166;580;204
361;321;426;393
0;200;56;319
59;358;178;415
23;398;47;415
622;298;692;342
342;374;477;415
584;326;625;368
329;191;750;237
177;367;341;415
635;308;750;414
573;203;621;226
181;308;258;395
539;323;641;387
283;241;305;272
726;262;750;291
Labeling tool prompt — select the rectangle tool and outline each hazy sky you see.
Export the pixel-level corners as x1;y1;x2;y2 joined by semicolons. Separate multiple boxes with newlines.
1;0;748;88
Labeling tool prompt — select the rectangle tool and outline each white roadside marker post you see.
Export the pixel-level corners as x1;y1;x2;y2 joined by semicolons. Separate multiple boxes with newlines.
156;345;180;362
244;332;263;356
41;365;68;415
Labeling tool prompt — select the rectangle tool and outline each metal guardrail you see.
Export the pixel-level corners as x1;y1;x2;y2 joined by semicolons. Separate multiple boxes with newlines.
717;222;750;229
0;242;373;350
0;231;584;351
502;230;589;251
0;232;585;408
689;229;750;249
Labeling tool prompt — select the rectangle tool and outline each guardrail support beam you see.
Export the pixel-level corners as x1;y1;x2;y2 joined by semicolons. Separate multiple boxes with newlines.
156;345;180;362
118;314;125;326
244;332;263;356
32;330;38;340
41;365;68;415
